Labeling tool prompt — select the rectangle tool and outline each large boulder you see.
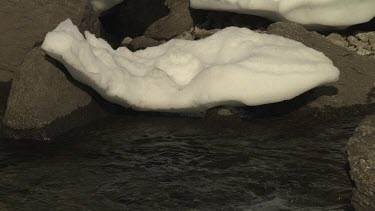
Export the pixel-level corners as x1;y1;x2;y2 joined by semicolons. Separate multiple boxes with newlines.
102;0;194;42
3;47;105;140
1;48;107;140
144;0;194;40
0;0;101;82
267;22;375;109
0;0;106;140
347;115;375;211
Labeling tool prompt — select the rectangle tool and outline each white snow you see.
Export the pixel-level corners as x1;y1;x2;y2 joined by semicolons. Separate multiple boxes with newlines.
90;0;375;28
90;0;124;13
42;19;339;113
190;0;375;29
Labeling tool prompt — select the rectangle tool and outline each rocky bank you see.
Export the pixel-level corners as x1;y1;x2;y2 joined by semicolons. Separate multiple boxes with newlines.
347;114;375;211
0;0;107;140
0;1;374;210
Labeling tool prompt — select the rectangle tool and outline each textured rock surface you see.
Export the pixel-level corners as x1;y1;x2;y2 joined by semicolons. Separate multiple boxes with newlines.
267;22;375;109
115;0;169;38
0;0;100;82
347;114;375;211
102;0;193;42
2;48;106;140
326;31;375;58
326;33;350;49
144;0;194;40
128;36;161;51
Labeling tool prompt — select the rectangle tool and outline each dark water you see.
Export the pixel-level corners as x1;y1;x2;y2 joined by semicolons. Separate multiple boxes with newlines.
0;110;362;211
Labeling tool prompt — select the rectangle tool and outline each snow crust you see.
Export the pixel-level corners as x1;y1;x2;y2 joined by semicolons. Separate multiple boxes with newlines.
190;0;375;29
90;0;123;13
42;19;339;113
90;0;375;28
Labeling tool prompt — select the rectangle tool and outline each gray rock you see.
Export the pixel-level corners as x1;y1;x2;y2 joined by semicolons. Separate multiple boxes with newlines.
347;35;363;47
175;31;195;41
355;31;375;43
120;37;133;47
0;0;101;82
370;37;375;46
114;0;193;40
0;0;104;140
326;31;375;57
347;115;375;211
356;48;373;56
326;33;349;48
267;22;375;109
173;28;220;41
347;35;374;56
216;108;235;116
2;48;107;140
145;0;194;40
205;106;242;130
129;36;161;51
192;27;220;39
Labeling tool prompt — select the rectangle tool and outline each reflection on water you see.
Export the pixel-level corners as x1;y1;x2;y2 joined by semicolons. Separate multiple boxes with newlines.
0;111;361;210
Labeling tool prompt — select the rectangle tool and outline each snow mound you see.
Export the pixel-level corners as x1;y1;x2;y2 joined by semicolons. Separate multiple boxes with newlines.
190;0;375;29
42;19;339;113
90;0;123;13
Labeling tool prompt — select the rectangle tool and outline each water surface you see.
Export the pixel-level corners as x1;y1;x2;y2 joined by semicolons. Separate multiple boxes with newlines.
0;110;361;210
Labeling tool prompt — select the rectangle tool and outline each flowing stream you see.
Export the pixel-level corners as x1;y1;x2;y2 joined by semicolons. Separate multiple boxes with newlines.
0;107;367;211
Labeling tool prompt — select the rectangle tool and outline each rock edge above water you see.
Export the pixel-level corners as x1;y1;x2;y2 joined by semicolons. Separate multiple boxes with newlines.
347;114;375;211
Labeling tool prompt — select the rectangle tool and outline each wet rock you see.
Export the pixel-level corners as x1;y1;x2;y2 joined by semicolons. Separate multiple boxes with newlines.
347;115;375;211
205;107;242;130
1;48;107;140
0;0;101;82
267;22;375;109
207;107;235;117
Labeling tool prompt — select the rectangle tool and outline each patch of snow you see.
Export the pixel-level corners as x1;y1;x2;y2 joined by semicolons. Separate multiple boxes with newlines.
190;0;375;29
42;19;339;113
90;0;124;13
